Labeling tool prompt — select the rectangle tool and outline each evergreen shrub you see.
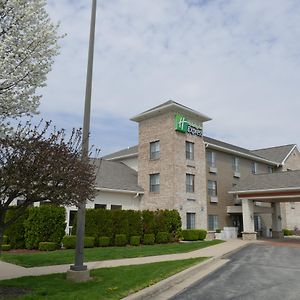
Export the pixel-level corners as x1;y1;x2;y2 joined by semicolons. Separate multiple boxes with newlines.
143;233;155;245
98;236;110;247
38;242;57;251
130;235;141;246
114;234;127;246
1;244;11;251
156;232;170;244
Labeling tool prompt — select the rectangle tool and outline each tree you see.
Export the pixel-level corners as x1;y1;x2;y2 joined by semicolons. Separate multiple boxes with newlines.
0;0;61;118
0;121;97;248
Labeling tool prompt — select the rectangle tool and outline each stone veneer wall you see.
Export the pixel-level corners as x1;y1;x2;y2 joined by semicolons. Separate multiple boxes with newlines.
137;111;208;229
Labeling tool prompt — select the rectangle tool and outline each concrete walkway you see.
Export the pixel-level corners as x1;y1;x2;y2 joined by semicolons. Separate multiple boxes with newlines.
0;239;250;281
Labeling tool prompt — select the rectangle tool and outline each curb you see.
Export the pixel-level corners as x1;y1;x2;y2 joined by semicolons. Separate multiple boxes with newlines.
123;242;251;300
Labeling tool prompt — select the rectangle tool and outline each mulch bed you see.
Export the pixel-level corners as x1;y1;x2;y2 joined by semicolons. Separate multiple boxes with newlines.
0;287;31;299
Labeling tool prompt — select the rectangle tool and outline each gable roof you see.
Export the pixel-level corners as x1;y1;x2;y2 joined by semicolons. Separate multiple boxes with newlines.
251;144;296;165
230;170;300;193
130;100;211;123
94;159;143;193
102;145;138;160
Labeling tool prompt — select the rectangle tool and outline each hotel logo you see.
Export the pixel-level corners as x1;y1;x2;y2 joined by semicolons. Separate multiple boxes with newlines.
175;114;203;137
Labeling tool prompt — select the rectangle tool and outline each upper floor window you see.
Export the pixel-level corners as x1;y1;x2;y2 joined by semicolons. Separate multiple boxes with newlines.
232;157;240;172
150;141;160;160
206;151;216;168
186;174;195;193
251;162;257;174
186;141;194;160
268;166;274;173
150;173;160;192
208;180;217;197
186;212;196;229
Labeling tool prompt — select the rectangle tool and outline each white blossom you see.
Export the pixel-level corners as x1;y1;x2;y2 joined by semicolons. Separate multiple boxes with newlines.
0;0;61;118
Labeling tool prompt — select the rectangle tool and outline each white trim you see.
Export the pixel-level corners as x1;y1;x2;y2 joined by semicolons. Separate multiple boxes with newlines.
282;145;297;165
229;186;300;194
239;194;300;200
206;143;279;166
95;187;144;195
106;153;138;161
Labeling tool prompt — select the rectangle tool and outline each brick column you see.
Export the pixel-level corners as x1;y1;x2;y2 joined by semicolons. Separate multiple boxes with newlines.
272;202;283;239
242;198;256;240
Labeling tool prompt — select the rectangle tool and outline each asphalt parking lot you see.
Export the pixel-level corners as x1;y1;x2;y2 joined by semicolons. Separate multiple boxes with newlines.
171;241;300;300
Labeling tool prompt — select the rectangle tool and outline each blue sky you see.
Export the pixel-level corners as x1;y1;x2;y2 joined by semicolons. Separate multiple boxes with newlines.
40;0;300;155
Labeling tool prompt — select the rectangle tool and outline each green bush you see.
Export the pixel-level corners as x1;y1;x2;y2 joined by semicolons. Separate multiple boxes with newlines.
2;235;8;245
143;233;155;245
215;228;221;233
156;232;170;244
142;211;155;234
4;207;29;249
161;210;182;242
84;237;95;248
98;236;110;247
198;229;207;240
62;235;76;249
283;228;293;236
114;234;127;246
127;210;143;237
1;244;11;251
24;205;66;249
130;236;141;246
38;242;57;251
182;230;199;241
112;211;129;240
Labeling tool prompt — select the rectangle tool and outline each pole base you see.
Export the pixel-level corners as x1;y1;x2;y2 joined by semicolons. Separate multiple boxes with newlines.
66;269;90;282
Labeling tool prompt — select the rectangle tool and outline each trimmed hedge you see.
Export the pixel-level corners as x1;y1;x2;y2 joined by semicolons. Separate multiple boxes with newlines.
1;244;11;251
130;236;141;246
156;232;169;244
84;237;95;248
38;242;57;251
99;236;110;247
24;205;66;249
4;207;29;249
143;233;155;245
182;229;207;241
2;235;8;245
62;235;95;249
114;234;127;246
283;228;293;236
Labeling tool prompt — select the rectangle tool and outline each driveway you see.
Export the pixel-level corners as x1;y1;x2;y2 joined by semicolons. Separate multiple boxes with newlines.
171;242;300;300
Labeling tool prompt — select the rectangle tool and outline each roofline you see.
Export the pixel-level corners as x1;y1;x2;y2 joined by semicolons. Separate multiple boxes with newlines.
205;143;280;166
235;194;300;201
106;153;138;161
130;101;212;123
282;145;297;165
229;186;300;194
95;187;144;194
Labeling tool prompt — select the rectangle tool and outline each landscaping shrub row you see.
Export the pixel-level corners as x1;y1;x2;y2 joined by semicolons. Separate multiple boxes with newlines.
71;209;182;246
283;228;293;236
181;229;207;241
62;232;172;248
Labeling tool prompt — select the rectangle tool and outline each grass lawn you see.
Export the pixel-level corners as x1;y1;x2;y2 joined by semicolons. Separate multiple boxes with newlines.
0;240;223;268
0;257;207;299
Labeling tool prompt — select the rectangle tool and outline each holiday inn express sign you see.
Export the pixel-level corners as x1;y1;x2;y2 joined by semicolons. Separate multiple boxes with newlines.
175;114;203;137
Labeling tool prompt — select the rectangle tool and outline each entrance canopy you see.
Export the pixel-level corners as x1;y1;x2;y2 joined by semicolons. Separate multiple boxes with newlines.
229;170;300;202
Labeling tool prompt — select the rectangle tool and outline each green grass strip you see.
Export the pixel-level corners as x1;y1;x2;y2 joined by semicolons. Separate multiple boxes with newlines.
0;240;223;268
0;257;208;299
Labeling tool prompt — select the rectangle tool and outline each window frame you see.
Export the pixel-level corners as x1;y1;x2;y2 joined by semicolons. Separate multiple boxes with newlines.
208;215;219;231
185;141;194;160
251;162;258;174
150;140;160;160
207;180;217;197
232;157;240;172
186;212;196;229
149;173;160;192
206;151;216;168
186;173;195;193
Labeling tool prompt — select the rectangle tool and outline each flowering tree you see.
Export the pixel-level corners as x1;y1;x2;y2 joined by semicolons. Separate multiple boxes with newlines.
0;121;97;248
0;0;61;118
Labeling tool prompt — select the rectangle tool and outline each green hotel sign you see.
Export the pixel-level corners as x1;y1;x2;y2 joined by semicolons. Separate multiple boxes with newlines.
175;114;203;137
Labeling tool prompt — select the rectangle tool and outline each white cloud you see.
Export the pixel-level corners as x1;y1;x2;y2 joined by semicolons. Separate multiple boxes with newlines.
41;0;300;155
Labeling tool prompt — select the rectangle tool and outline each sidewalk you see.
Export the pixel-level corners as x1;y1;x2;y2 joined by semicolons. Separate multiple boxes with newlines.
0;239;250;281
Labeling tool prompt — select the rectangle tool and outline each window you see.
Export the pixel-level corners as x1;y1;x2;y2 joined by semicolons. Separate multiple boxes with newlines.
207;180;217;197
150;141;160;160
186;141;194;160
111;205;122;210
251;162;257;174
208;215;219;231
186;213;196;229
232;157;240;172
206;151;216;168
17;199;25;206
268;166;274;173
150;173;160;192
95;204;106;209
186;174;195;193
69;210;77;226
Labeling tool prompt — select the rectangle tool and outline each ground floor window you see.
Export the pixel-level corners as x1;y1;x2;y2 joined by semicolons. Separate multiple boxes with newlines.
186;212;196;229
95;204;107;209
208;215;219;230
69;210;77;227
111;205;122;210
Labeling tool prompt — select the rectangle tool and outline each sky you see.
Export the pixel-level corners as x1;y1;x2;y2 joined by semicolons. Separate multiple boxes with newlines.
39;0;300;156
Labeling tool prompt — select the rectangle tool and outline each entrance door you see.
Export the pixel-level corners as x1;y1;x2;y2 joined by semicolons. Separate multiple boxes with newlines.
232;214;243;237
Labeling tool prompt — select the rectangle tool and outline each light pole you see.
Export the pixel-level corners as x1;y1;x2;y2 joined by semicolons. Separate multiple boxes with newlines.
67;0;97;282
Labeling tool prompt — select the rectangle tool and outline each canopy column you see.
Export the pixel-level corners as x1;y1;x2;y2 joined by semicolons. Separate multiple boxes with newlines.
242;198;257;240
272;202;283;239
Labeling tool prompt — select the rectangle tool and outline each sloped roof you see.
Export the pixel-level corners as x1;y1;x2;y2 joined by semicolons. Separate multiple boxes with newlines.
94;159;143;192
251;144;296;164
102;145;138;160
230;170;300;193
